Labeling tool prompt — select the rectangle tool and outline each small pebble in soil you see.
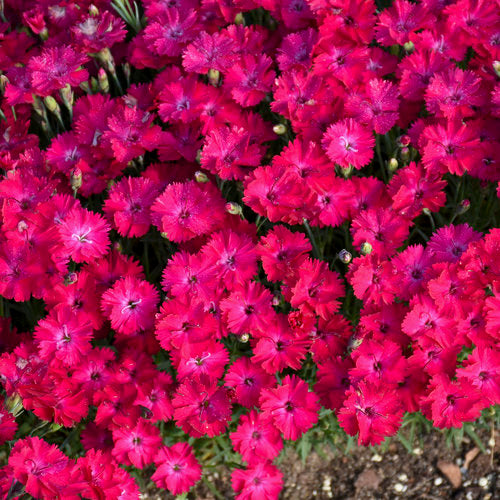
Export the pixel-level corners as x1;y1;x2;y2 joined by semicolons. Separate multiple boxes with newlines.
479;477;489;488
322;476;333;498
397;473;408;482
434;477;443;486
412;447;423;455
371;453;383;462
488;438;495;447
394;483;407;493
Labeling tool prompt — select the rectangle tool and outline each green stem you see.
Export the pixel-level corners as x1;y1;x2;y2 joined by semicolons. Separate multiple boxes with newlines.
303;219;321;260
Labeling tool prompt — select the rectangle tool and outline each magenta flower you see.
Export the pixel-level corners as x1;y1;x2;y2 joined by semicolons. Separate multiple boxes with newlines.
322;119;375;170
29;45;89;96
259;374;320;441
152;443;202;495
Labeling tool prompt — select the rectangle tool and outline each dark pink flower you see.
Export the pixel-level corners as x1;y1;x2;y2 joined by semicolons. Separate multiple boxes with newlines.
322;119;375;170
152;443;202;495
259;374;319;441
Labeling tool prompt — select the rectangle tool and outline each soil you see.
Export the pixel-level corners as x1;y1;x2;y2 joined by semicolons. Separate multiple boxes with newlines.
142;429;500;499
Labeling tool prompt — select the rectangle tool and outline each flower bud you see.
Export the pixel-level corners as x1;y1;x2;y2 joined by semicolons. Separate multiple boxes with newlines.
89;4;99;16
403;41;414;53
208;68;220;86
64;272;78;285
123;62;131;85
399;135;411;147
226;202;242;215
273;124;287;135
90;77;99;93
0;75;8;94
5;394;24;417
338;249;352;264
195;171;209;183
422;207;431;217
60;84;74;109
272;294;281;306
240;333;250;343
340;164;353;178
457;199;470;215
43;95;60;114
80;81;91;93
98;68;110;94
160;232;169;239
71;167;83;192
234;12;245;25
360;242;373;255
388;158;398;173
17;220;28;233
400;146;410;162
494;61;500;78
39;27;49;41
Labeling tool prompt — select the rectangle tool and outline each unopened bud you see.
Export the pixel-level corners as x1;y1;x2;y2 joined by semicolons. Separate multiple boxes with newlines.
5;394;24;417
39;27;49;41
272;295;281;307
240;333;250;343
43;95;60;114
399;135;411;147
195;171;209;183
97;48;116;73
123;62;131;84
422;207;431;216
160;232;169;239
338;249;352;264
340;164;353;178
457;199;471;215
400;146;410;162
60;84;74;109
98;68;109;94
0;75;8;94
403;41;414;53
64;272;78;285
17;220;28;233
80;81;91;93
388;158;398;173
494;61;500;78
226;202;242;215
32;95;44;116
71;168;83;191
90;77;99;93
234;12;245;25
89;4;99;16
273;124;287;135
360;242;373;255
208;68;220;86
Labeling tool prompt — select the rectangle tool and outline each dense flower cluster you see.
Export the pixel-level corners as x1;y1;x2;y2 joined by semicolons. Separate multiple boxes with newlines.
0;0;499;498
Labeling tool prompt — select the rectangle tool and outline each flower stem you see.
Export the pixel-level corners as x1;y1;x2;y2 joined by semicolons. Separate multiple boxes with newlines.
303;219;321;260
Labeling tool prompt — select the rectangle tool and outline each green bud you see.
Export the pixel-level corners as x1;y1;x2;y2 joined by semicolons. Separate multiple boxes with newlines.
360;242;373;255
226;202;242;215
98;68;109;94
403;41;415;53
388;158;399;173
208;68;220;86
43;96;60;114
195;171;209;183
273;124;287;135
